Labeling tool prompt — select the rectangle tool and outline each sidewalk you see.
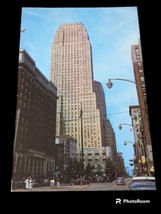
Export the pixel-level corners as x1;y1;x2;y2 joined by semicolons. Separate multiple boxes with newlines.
11;183;89;192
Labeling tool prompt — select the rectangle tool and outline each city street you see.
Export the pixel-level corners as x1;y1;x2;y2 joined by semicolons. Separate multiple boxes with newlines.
11;178;131;192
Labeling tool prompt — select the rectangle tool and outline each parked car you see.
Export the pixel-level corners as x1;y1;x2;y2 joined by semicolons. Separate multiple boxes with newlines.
130;176;156;190
131;176;155;183
70;178;90;185
116;176;125;185
130;181;156;190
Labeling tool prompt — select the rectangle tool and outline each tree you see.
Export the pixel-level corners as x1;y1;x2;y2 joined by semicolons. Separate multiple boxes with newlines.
105;157;117;181
85;163;91;176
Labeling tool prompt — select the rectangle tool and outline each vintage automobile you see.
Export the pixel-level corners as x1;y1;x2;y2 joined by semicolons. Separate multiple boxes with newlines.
70;178;90;185
116;176;125;185
130;181;156;190
131;176;155;183
130;176;156;190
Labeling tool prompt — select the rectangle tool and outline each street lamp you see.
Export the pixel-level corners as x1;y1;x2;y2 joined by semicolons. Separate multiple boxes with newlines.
107;78;149;165
124;141;135;146
106;77;147;175
106;78;141;89
118;123;133;130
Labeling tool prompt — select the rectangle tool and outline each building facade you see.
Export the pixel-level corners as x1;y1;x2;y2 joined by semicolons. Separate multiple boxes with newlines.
129;105;147;175
93;80;117;161
12;49;58;180
55;135;77;172
93;80;108;147
106;119;117;162
131;39;154;175
77;146;112;169
50;23;103;154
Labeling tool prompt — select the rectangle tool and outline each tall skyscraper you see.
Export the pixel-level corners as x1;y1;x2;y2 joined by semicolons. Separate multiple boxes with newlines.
50;23;102;150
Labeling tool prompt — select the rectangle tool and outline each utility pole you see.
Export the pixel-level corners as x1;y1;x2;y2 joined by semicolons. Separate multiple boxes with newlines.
80;103;84;185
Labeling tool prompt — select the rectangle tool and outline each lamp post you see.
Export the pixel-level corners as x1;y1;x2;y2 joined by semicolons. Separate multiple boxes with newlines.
106;78;147;172
106;78;141;89
107;78;150;174
124;141;135;146
118;123;133;130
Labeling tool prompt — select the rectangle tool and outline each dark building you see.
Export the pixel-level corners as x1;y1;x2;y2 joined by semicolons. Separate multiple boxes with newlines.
117;152;127;177
12;49;58;180
131;39;154;175
93;81;117;161
55;135;77;173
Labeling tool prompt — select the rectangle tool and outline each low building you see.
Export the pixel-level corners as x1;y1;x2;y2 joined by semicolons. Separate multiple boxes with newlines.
77;146;112;169
55;135;77;172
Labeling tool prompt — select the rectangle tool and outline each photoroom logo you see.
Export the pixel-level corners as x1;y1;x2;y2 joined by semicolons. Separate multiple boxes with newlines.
116;198;121;204
115;198;150;205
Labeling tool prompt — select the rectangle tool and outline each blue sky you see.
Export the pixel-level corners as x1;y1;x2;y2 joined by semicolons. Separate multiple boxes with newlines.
20;7;141;175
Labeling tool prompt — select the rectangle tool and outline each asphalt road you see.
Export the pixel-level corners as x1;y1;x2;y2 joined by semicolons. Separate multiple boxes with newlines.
11;178;131;192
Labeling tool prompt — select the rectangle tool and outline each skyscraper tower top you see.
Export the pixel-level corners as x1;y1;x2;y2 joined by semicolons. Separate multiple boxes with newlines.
54;23;89;44
60;23;85;28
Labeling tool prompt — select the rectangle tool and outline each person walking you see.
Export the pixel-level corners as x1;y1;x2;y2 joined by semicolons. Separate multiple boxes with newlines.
50;179;55;188
25;177;29;189
28;177;33;190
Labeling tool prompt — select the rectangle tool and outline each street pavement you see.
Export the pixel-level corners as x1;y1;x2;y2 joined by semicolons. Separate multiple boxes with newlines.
11;179;131;192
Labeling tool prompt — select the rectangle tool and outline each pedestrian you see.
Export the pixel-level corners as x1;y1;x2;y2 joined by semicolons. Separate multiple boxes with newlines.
11;178;15;191
25;177;29;189
28;177;33;190
50;179;55;188
57;177;60;186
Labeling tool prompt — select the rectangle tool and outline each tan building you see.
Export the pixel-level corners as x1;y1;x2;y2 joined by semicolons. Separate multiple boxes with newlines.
50;23;102;153
12;49;58;180
77;146;112;169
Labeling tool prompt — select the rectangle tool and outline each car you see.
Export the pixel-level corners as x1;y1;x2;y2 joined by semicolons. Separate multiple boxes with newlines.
116;176;125;185
131;176;155;183
130;181;156;190
130;176;156;190
70;178;90;185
